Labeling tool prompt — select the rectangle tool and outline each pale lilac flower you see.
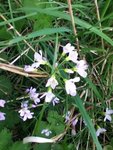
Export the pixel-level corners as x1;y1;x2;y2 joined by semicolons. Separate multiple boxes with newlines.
26;87;40;104
66;50;78;63
0;99;6;107
52;97;59;106
34;50;47;66
40;91;55;103
65;77;80;96
104;108;113;122
71;118;78;136
0;112;5;121
72;118;78;126
65;111;71;122
26;87;36;95
96;127;106;137
41;129;52;137
19;108;34;121
46;76;58;89
63;43;74;54
21;101;28;108
75;60;88;78
24;65;35;72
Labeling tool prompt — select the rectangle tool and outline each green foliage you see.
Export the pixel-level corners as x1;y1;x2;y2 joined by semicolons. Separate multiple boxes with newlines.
0;129;30;150
0;129;12;150
22;0;55;30
0;75;12;97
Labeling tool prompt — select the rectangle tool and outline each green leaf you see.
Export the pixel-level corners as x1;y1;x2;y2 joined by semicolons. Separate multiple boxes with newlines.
21;8;113;46
9;142;30;150
73;95;102;150
103;145;113;150
34;143;51;150
0;129;12;150
0;75;12;96
8;27;70;45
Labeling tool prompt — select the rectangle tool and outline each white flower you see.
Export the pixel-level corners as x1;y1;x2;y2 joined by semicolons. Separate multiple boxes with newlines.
63;43;75;54
75;60;88;78
0;99;6;107
40;91;55;103
64;68;74;74
0;112;5;121
52;97;59;106
66;50;78;63
41;129;52;137
65;77;80;96
96;127;106;137
18;108;34;121
34;50;47;65
46;76;58;89
24;65;36;72
104;108;113;122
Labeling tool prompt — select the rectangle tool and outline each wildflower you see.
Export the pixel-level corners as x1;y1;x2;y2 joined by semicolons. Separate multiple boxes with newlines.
19;101;34;121
19;107;34;121
96;127;106;137
34;50;47;66
46;76;58;89
41;129;52;137
74;60;88;78
71;118;78;136
0;112;5;121
65;111;71;122
64;68;74;74
24;65;36;72
104;108;113;122
52;97;59;106
21;101;29;108
40;91;55;103
0;99;6;107
65;77;80;96
63;43;74;54
66;50;78;63
26;87;40;104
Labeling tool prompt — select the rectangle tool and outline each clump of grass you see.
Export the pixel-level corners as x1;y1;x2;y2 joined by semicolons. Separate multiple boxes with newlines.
0;0;113;150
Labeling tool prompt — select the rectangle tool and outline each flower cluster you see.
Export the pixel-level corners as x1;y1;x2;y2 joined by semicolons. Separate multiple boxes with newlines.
41;129;52;137
63;43;88;96
0;99;6;121
20;43;88;121
18;101;34;121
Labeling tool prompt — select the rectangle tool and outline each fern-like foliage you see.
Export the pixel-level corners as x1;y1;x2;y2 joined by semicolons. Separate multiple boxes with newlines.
0;129;30;150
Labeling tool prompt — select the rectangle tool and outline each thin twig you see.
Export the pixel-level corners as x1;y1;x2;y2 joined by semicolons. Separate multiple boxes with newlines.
0;63;48;78
67;0;80;51
94;0;104;49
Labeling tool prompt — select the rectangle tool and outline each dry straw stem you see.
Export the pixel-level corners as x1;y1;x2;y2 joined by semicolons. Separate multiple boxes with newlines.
0;63;47;78
67;0;80;51
0;14;35;52
94;0;104;49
